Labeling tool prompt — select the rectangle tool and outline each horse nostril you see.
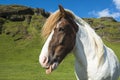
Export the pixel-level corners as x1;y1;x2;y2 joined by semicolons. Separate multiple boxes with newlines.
43;56;49;64
43;56;47;63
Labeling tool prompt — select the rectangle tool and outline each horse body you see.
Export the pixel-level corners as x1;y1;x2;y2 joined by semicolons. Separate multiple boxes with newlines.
73;17;120;80
39;5;120;80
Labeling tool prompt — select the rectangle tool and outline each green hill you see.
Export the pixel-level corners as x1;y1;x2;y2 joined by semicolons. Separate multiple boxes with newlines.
0;5;50;41
83;17;120;42
0;5;120;42
0;5;120;80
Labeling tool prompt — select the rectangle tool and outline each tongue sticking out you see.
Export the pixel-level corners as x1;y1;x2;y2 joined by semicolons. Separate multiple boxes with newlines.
46;66;52;74
45;62;58;74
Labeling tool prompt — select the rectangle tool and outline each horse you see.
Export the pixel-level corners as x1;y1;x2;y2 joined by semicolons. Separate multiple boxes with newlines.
39;5;120;80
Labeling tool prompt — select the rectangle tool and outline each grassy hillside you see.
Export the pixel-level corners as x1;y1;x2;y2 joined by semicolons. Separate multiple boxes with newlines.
0;5;120;80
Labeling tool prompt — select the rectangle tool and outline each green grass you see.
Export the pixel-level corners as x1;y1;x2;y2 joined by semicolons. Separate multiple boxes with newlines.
0;34;120;80
0;34;75;80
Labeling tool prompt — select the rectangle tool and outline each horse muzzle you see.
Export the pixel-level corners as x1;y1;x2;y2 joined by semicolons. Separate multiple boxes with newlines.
39;56;59;74
39;56;49;68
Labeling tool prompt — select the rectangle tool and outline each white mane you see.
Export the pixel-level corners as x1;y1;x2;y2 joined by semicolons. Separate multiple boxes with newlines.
67;10;104;66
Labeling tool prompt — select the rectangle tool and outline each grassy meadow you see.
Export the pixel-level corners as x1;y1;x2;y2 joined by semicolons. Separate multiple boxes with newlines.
0;34;76;80
0;33;120;80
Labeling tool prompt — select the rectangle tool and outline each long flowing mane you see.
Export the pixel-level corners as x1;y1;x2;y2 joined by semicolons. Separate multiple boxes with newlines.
41;10;75;39
75;16;104;66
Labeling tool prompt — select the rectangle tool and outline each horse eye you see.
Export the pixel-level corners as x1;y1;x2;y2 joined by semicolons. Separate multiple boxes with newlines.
59;27;64;32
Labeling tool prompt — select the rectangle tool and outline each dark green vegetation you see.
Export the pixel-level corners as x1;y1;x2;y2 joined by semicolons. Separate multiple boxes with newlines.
0;5;120;80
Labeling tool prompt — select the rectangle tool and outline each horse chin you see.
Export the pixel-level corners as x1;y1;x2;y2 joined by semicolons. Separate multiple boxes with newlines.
46;62;58;74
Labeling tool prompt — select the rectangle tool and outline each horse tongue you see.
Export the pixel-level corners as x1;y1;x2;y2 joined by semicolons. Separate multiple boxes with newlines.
46;66;52;74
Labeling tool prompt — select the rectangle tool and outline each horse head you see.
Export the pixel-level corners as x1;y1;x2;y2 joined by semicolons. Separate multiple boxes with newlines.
39;5;78;74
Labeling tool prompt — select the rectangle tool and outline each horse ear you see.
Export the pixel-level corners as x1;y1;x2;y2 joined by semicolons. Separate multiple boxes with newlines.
59;5;66;16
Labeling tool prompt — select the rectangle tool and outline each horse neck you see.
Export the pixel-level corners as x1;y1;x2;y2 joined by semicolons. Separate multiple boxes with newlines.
73;21;104;67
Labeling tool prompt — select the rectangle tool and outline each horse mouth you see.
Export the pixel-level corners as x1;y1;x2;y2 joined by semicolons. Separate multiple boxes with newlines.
46;62;58;74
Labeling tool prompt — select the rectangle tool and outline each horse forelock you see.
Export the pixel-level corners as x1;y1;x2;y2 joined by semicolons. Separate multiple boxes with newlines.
41;9;75;39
